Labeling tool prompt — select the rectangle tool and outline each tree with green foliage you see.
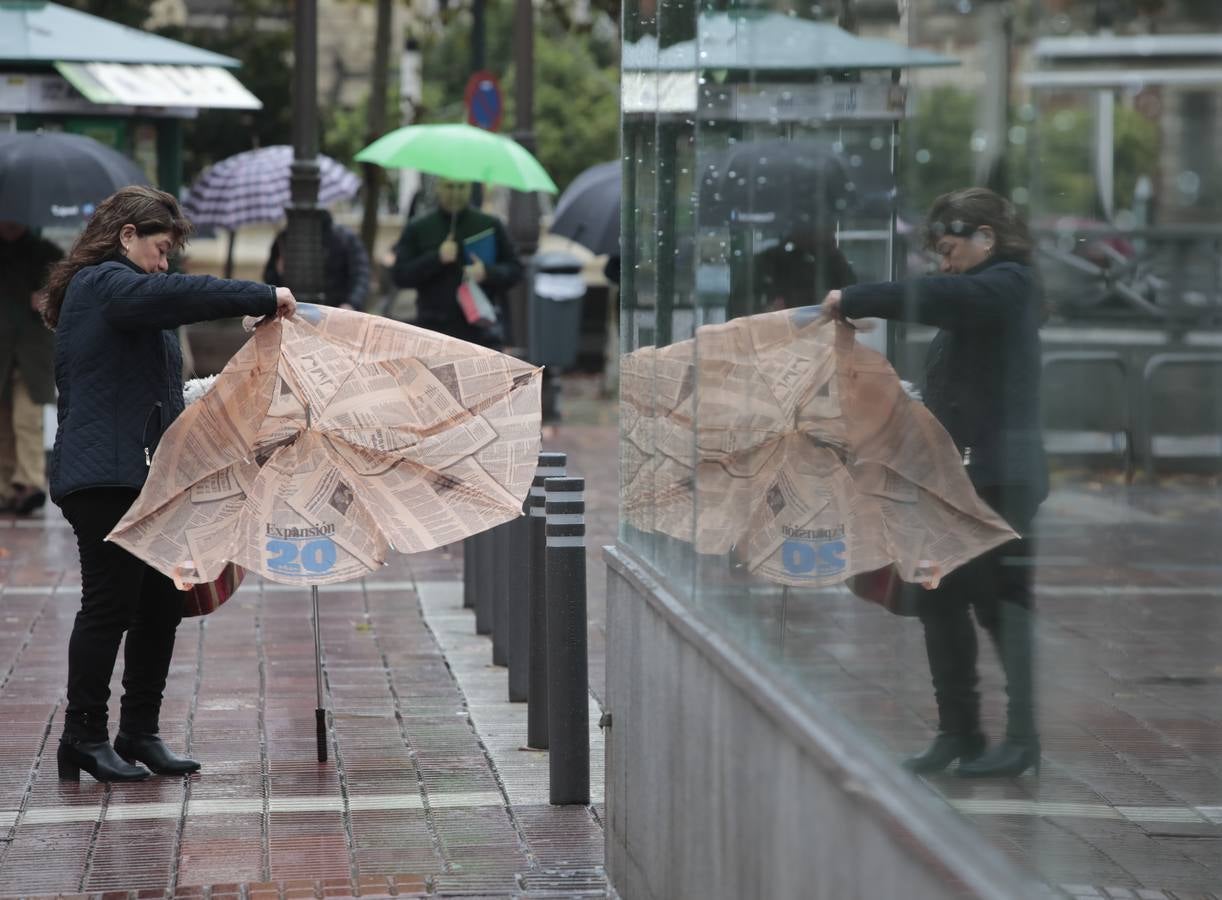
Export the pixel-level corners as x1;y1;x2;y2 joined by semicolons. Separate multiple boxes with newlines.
154;2;293;181
411;3;620;193
899;85;1158;223
59;0;146;28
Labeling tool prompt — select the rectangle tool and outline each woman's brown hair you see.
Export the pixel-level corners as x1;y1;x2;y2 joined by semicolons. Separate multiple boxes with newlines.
41;185;193;329
923;187;1033;266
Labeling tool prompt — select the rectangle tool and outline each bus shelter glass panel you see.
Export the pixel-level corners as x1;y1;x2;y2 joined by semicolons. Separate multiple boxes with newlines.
621;0;1222;892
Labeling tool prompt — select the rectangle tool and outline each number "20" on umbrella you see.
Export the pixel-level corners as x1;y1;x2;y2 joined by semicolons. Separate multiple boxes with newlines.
266;538;338;574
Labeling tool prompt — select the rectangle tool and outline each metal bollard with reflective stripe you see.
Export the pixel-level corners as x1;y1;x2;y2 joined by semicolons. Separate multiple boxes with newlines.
462;537;474;610
506;498;531;702
545;475;589;805
473;529;493;636
492;521;509;666
527;452;566;748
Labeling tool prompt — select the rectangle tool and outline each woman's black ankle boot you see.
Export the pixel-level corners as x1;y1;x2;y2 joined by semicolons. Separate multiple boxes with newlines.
57;737;151;782
956;739;1040;778
114;732;201;776
902;732;987;775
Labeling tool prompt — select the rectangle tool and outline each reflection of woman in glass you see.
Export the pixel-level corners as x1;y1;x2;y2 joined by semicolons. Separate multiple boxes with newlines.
822;188;1047;778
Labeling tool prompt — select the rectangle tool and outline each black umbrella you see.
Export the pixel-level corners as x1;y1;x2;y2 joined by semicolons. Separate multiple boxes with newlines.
0;131;149;228
698;140;853;233
549;160;620;256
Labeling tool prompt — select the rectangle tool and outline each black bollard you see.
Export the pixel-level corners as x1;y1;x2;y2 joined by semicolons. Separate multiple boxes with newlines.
492;521;509;666
506;503;531;701
545;475;589;805
462;537;474;609
528;452;566;748
473;529;493;636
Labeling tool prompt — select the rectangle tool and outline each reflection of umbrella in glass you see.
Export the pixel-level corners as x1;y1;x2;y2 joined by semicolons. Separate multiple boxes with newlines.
549;160;620;256
0;131;148;228
620;308;1014;589
698;140;852;231
182;145;362;277
356;123;558;194
110;304;542;757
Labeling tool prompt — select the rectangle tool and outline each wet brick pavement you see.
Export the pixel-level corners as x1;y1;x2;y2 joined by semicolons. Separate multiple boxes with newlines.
0;429;612;900
3;371;1222;898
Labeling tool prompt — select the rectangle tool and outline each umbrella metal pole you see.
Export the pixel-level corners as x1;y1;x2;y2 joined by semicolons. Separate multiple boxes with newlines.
312;584;327;762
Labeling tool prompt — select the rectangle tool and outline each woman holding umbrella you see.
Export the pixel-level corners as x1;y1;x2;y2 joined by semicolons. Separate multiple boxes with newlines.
822;187;1048;778
42;185;296;782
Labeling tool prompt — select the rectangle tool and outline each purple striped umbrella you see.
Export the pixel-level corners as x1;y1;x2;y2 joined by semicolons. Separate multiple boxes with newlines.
182;145;361;275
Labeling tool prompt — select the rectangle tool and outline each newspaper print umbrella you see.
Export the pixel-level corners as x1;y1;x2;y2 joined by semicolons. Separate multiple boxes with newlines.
109;304;542;588
620;308;1015;589
111;305;539;761
0;131;148;228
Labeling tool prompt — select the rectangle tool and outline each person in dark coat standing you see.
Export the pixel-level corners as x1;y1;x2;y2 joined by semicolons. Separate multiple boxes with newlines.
0;221;62;514
41;186;296;783
822;187;1048;778
262;209;371;310
390;178;522;348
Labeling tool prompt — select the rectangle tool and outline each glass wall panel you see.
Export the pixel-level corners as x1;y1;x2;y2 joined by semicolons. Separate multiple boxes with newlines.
619;0;1222;891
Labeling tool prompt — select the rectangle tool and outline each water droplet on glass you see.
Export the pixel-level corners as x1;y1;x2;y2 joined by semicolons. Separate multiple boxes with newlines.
1008;126;1027;145
970;132;987;153
850;155;862;167
1011;186;1029;205
783;242;795;252
915;149;932;164
1178;171;1202;196
869;137;884;151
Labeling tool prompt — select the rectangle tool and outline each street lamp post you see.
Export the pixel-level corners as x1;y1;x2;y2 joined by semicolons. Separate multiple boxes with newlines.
284;0;325;303
507;0;539;257
506;0;540;352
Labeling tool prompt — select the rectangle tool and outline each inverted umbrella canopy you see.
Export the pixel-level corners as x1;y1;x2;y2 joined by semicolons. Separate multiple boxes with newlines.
109;305;543;587
549;160;619;256
0;131;148;228
356;123;558;194
620;309;1015;588
182;145;361;230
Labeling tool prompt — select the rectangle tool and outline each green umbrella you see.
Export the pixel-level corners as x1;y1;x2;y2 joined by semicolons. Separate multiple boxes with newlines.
356;123;558;194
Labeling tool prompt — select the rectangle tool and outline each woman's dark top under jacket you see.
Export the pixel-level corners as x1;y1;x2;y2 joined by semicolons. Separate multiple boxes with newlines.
50;256;277;504
840;256;1048;499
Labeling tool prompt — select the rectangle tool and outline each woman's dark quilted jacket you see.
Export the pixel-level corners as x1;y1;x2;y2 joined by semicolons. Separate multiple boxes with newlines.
50;256;276;504
839;256;1048;499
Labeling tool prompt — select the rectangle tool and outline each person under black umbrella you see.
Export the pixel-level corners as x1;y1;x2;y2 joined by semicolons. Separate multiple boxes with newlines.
0;221;62;515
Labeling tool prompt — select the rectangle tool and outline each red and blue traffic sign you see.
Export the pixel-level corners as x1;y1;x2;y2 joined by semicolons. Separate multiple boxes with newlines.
464;70;504;133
